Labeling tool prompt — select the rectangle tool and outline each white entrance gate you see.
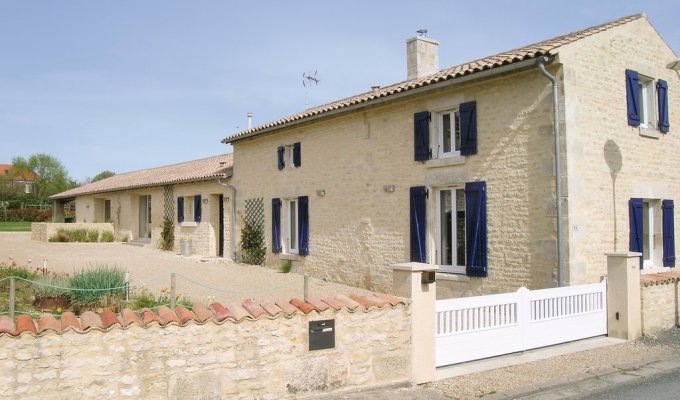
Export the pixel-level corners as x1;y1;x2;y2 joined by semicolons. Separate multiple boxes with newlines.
435;281;607;367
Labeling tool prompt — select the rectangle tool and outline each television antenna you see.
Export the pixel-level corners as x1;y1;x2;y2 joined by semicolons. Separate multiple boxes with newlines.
302;70;320;108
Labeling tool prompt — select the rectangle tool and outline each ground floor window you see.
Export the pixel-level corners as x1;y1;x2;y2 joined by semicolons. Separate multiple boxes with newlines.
284;198;299;254
630;198;675;269
271;196;309;256
437;188;466;274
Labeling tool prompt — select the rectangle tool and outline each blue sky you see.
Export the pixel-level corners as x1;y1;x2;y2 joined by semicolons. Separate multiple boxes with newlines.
1;1;678;182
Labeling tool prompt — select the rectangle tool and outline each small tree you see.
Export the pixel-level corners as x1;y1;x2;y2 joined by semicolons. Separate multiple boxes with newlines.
160;217;175;251
240;219;266;265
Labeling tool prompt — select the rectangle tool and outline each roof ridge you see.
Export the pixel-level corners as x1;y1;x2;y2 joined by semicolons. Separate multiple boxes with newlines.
223;13;646;143
0;293;408;337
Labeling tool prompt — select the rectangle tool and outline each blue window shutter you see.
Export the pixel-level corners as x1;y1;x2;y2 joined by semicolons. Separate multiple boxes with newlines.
626;69;641;126
272;198;281;253
629;198;643;269
293;142;301;167
177;197;184;223
277;146;285;170
663;200;675;267
465;181;487;277
298;196;309;255
460;101;477;156
409;186;427;262
658;80;670;133
194;195;202;223
414;112;431;161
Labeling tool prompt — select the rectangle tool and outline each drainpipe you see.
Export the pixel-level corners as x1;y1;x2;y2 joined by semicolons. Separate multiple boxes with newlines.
217;175;237;261
537;56;564;287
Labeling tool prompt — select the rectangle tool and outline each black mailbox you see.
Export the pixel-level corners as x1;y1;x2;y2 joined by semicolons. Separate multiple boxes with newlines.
421;270;436;284
309;319;335;351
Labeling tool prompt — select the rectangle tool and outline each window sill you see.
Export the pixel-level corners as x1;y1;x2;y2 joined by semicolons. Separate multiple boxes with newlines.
425;156;466;169
639;128;660;139
641;266;671;275
180;222;198;227
436;272;470;282
279;253;301;261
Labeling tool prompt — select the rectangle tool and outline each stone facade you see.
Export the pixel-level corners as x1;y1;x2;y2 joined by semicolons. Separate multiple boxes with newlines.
69;180;233;258
0;305;410;399
560;18;680;284
641;279;680;334
229;16;679;299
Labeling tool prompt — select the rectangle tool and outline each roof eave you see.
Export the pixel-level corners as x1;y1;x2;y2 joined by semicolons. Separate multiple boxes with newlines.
222;55;552;145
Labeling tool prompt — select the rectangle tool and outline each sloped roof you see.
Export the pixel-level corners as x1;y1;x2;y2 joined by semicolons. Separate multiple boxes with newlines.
0;164;40;182
222;13;644;143
49;154;233;200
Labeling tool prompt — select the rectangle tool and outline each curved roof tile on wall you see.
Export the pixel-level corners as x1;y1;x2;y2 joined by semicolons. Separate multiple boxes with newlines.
49;154;233;200
222;13;643;143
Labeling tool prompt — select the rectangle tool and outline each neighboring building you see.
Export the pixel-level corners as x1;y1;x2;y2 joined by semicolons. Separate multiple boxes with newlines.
49;155;234;258
222;14;679;298
0;164;39;194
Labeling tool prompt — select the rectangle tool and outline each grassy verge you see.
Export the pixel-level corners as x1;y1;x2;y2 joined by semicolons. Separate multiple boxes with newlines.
0;222;32;232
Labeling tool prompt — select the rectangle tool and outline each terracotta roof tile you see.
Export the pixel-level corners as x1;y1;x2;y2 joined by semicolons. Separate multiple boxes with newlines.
373;292;409;306
156;307;180;325
174;306;198;324
640;272;680;286
223;14;644;144
50;154;233;200
140;308;160;325
209;303;233;321
225;302;250;321
60;312;80;332
38;314;61;334
305;296;330;312
16;314;37;335
0;316;15;335
260;300;284;316
335;295;362;310
119;309;142;327
191;303;214;323
290;298;315;314
80;311;102;330
242;299;268;319
275;299;300;316
0;294;408;338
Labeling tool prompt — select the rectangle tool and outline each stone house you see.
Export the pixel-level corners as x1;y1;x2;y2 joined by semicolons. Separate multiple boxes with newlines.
49;154;234;257
0;163;39;195
222;14;679;298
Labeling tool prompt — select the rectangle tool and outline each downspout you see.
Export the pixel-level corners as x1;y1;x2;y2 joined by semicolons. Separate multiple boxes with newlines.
217;175;237;261
537;56;564;287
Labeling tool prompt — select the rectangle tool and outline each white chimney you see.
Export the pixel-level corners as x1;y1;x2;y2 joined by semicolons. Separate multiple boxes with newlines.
247;112;253;129
406;35;439;80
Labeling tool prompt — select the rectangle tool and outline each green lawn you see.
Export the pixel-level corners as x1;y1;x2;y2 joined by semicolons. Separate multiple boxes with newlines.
0;222;32;232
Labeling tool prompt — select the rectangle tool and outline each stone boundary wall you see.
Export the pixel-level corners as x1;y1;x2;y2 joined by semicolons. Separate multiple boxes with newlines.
31;222;115;242
640;274;680;334
0;297;411;399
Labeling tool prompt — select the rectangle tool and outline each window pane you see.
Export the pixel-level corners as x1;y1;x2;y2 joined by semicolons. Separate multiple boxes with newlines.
442;113;452;153
454;111;461;152
456;189;466;266
440;190;452;265
643;201;651;262
290;200;297;250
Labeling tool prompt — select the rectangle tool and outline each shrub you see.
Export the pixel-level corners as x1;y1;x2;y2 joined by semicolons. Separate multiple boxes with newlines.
32;274;71;299
1;208;51;222
240;219;266;265
48;228;101;243
279;259;292;273
119;233;130;243
87;229;99;242
100;231;115;242
160;217;175;251
69;265;125;311
130;287;192;310
0;261;37;283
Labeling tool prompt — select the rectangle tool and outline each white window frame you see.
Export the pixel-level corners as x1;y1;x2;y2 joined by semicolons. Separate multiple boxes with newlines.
435;187;466;274
285;145;297;170
283;198;299;254
436;109;462;158
638;75;656;129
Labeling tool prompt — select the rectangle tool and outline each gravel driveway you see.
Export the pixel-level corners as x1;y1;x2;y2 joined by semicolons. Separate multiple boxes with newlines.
0;232;376;305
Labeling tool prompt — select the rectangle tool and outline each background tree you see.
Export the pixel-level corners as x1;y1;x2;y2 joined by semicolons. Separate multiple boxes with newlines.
11;153;76;201
91;170;115;183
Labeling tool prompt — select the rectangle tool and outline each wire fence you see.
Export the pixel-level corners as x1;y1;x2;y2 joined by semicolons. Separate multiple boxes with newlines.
0;270;309;320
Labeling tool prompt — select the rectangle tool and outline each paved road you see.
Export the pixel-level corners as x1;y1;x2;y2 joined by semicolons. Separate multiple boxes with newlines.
576;367;680;400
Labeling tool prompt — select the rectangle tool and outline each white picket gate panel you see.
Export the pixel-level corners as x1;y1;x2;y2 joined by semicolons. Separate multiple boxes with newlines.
436;281;607;367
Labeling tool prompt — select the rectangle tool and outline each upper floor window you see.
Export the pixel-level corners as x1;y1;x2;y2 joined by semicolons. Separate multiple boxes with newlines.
414;101;477;162
438;110;462;158
277;142;301;170
626;69;670;133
